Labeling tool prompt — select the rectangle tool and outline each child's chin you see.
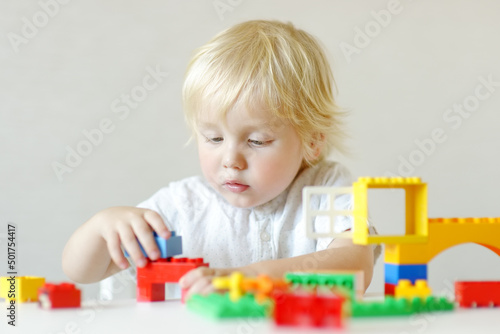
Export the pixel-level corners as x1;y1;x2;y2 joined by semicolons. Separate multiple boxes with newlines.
223;195;264;209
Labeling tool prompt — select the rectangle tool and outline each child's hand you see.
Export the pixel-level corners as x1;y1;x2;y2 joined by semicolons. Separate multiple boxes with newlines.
179;267;233;298
94;206;170;270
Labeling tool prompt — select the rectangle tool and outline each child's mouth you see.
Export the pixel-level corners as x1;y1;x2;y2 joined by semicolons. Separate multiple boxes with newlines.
224;181;250;193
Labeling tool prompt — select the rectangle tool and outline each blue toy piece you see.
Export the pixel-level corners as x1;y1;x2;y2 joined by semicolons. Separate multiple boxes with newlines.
124;231;183;258
384;263;427;285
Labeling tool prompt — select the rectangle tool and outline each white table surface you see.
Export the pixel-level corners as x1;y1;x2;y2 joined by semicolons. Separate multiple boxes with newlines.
2;298;499;334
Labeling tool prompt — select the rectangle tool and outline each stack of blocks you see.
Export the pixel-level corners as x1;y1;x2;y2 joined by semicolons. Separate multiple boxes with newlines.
304;176;500;311
126;230;210;302
384;264;428;296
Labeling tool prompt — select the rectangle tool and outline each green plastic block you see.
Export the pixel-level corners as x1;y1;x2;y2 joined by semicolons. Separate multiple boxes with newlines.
411;296;454;312
352;297;413;317
285;272;355;299
352;296;455;317
186;293;272;319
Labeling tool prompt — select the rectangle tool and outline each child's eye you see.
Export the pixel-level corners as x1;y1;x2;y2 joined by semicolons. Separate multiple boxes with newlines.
248;139;269;146
206;137;223;143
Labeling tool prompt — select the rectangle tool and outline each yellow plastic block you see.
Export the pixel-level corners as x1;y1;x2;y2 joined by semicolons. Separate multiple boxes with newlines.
352;177;428;245
385;217;500;264
0;276;45;302
213;272;244;302
395;279;432;300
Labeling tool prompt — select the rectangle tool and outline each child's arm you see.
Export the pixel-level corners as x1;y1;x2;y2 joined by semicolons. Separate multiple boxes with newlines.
179;238;374;296
62;207;170;283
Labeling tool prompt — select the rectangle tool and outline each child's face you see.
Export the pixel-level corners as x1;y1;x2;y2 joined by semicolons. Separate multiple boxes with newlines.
196;104;304;208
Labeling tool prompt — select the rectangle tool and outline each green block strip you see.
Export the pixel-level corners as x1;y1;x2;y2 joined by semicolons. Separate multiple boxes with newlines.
352;297;413;317
186;293;272;319
285;272;355;299
352;296;454;317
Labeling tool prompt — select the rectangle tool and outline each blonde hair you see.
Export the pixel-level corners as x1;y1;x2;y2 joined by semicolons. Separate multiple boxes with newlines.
183;20;346;165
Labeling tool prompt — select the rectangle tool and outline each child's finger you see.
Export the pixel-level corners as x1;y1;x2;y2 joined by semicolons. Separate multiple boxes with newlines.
179;267;212;289
118;225;147;267
143;210;170;239
131;218;160;260
187;276;213;297
106;233;129;270
200;281;216;295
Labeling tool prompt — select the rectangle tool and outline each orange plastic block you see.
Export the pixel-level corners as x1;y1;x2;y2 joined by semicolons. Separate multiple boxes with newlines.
395;279;432;300
385;217;500;264
352;177;428;245
213;272;288;303
240;275;288;303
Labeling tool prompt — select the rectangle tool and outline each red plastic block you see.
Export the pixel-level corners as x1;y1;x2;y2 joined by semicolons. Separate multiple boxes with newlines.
272;288;344;328
137;257;208;302
385;283;397;296
455;281;500;308
38;283;81;309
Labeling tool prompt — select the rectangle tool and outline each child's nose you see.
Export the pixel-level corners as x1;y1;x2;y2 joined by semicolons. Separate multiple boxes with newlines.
223;147;246;170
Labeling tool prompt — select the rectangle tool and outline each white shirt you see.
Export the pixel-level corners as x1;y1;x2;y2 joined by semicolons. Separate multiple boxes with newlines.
137;160;355;268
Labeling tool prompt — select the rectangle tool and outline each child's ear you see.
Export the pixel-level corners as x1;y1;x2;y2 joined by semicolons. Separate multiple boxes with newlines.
310;133;326;159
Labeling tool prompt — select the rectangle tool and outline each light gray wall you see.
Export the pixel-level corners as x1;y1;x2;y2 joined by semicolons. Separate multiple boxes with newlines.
2;0;500;299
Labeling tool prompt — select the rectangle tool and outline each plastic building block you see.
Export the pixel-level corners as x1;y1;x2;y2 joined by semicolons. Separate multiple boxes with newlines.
137;257;208;302
395;279;432;300
272;287;345;328
213;272;288;303
187;292;271;318
0;276;45;302
384;263;427;285
413;296;454;312
455;281;500;307
352;296;453;317
352;297;413;317
352;177;428;245
38;283;81;309
240;275;289;303
303;186;354;239
385;283;397;296
285;272;355;300
125;231;182;259
213;272;244;301
385;217;500;264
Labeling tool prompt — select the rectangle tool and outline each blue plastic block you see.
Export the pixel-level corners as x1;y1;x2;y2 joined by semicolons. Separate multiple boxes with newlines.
124;231;182;258
156;232;182;258
384;263;427;285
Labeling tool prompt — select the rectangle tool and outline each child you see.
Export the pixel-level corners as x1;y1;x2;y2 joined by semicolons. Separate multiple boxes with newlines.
62;20;377;296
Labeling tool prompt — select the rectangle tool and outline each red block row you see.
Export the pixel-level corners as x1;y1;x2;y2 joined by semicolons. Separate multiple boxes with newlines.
272;288;345;328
